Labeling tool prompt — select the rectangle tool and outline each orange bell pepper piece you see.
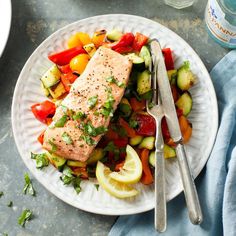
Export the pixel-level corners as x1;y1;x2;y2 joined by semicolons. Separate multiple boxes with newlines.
140;149;153;185
118;117;136;138
130;97;146;111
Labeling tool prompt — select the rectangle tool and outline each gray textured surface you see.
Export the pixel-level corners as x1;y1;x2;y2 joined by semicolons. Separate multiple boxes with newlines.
0;0;229;235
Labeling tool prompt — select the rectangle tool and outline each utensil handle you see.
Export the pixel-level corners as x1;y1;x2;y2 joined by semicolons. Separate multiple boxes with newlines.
176;143;203;225
155;119;166;232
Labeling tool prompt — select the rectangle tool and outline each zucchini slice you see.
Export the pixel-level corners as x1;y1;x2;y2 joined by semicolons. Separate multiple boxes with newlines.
175;92;193;116
83;43;96;57
46;151;66;170
138;136;155;150
149;151;155;167
41;64;61;88
163;144;176;159
67;160;87;167
126;53;145;71
49;82;66;99
87;148;105;165
41;81;50;97
137;70;151;95
106;29;123;41
139;46;151;68
167;69;177;85
177;61;196;91
129;135;143;146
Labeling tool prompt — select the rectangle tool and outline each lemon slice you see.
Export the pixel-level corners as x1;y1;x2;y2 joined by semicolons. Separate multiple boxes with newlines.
109;145;142;184
96;161;138;198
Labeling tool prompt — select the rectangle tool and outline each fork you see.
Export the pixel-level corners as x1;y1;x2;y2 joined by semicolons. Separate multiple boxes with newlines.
146;55;167;232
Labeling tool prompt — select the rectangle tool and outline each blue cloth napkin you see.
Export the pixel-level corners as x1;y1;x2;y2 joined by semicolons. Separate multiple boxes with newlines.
109;50;236;236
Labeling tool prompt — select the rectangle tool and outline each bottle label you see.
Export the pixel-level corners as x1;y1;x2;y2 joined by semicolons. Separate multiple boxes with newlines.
205;0;236;45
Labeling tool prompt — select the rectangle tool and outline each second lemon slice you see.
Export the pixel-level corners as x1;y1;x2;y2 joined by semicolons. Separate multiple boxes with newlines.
109;145;142;184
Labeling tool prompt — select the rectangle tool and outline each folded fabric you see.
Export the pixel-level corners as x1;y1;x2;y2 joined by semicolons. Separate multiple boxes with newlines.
109;50;236;236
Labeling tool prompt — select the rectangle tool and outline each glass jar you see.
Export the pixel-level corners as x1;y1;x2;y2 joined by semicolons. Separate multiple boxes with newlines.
205;0;236;48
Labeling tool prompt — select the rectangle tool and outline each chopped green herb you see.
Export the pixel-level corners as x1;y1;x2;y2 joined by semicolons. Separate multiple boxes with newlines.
31;152;49;169
88;95;98;109
119;103;132;117
60;166;82;194
111;124;127;137
94;184;99;191
60;105;68;113
72;111;87;121
106;76;125;88
101;89;115;118
23;173;36;196
18;209;33;227
0;191;3;198
48;140;57;152
129;119;139;129
94;111;100;116
7;201;13;207
62;132;73;145
104;141;120;160
80;135;97;146
54;115;68;127
82;122;107;137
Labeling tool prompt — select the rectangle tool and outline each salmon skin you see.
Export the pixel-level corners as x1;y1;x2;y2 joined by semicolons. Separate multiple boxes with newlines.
43;47;133;162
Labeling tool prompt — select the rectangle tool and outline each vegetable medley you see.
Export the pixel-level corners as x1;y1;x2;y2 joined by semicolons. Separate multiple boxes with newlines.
31;28;195;198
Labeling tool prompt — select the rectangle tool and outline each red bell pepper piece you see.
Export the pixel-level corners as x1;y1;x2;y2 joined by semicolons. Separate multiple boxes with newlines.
135;113;156;136
140;149;153;185
58;64;72;74
118;117;136;138
48;46;86;66
176;108;183;117
132;32;149;52
114;46;133;54
37;130;45;145
111;33;135;50
31;100;56;123
171;85;179;102
71;167;88;179
61;72;78;92
115;160;125;171
104;126;119;140
162;48;174;70
113;138;128;148
130;97;146;111
161;117;171;141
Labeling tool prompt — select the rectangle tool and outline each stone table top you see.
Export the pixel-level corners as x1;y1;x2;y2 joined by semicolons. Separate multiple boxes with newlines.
0;0;229;235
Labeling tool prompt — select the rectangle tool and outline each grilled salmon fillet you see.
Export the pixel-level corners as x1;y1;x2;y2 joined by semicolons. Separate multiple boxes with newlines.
43;47;132;162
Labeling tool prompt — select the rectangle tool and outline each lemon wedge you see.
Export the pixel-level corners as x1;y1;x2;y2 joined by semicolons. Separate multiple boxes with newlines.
109;145;142;184
96;161;138;198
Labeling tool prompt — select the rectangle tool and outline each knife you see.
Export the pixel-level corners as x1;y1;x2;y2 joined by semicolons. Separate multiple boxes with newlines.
150;39;203;225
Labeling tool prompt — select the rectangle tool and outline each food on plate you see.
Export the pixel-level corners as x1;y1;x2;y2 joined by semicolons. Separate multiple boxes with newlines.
30;29;195;198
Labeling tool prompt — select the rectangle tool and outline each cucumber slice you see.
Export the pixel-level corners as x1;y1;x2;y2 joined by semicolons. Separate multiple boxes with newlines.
175;92;193;116
67;160;87;167
49;82;66;99
149;151;155;167
106;29;123;41
41;64;61;88
163;144;176;159
139;46;151;68
177;61;196;91
87;148;105;165
41;82;50;97
126;53;145;71
167;69;177;85
46;151;66;170
83;43;96;57
129;135;143;146
137;70;151;95
138;136;155;150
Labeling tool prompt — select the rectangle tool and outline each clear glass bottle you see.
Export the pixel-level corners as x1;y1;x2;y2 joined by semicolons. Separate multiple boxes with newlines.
205;0;236;48
164;0;195;9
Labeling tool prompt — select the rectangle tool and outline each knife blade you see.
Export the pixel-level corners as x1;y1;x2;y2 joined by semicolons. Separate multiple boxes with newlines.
150;39;203;225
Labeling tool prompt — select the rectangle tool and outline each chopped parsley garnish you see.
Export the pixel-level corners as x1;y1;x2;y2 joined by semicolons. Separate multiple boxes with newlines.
94;184;99;191
111;124;127;137
88;95;98;109
54;115;68;127
60;166;82;194
104;141;120;160
48;139;57;152
18;209;33;227
82;121;108;137
72;111;87;121
94;111;100;116
106;76;125;88
7;201;13;207
80;135;97;146
23;173;36;196
61;105;68;113
0;191;3;198
62;132;73;145
101;89;115;118
31;152;49;169
129;119;139;129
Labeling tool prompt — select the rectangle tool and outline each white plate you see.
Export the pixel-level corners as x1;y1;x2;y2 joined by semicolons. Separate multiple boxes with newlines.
0;0;11;57
11;14;218;215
